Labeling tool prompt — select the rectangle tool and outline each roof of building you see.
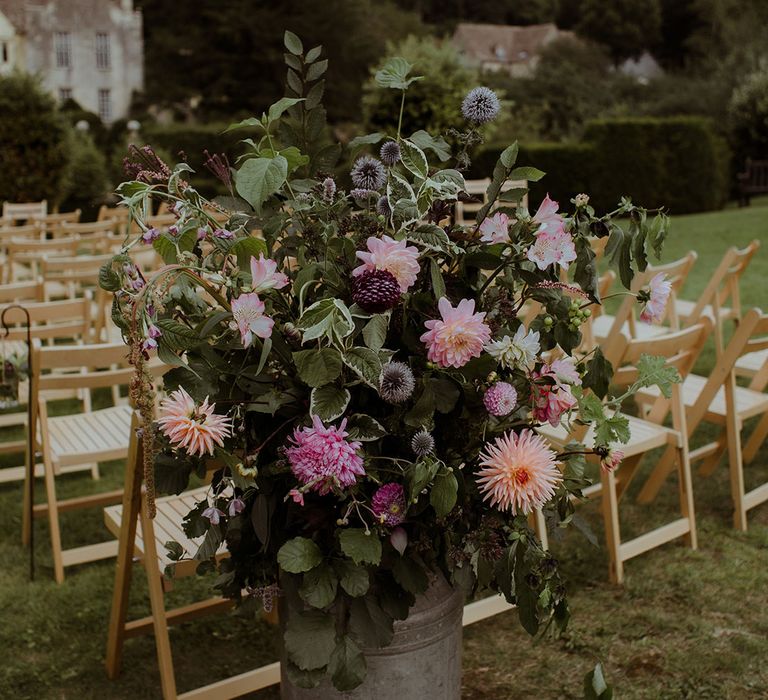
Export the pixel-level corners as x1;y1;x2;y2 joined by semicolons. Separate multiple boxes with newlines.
0;1;28;30
452;22;575;64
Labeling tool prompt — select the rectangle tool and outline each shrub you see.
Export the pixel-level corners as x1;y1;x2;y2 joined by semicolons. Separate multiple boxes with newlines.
473;117;730;215
60;131;110;216
362;36;475;136
728;68;768;163
0;73;73;205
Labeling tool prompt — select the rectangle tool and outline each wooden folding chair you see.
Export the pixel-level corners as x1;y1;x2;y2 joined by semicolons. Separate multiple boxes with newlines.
24;341;141;582
2;200;47;225
593;252;698;364
34;209;82;236
539;322;710;583
635;308;768;530
455;177;528;226
0;278;46;305
61;220;119;240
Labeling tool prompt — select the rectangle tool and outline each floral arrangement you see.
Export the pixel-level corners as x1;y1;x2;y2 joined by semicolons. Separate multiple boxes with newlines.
102;33;675;691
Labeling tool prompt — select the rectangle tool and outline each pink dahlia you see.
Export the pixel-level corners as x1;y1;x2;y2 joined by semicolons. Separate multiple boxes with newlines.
371;483;407;526
250;254;289;293
483;382;518;417
353;235;420;292
640;273;672;324
420;297;492;368
601;449;624;474
231;292;274;346
285;416;365;495
157;388;232;457
479;212;510;244
530;360;580;427
476;429;561;514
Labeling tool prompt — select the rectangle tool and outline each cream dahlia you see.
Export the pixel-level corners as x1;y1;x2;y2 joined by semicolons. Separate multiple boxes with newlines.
353;235;421;292
420;297;492;368
157;387;232;457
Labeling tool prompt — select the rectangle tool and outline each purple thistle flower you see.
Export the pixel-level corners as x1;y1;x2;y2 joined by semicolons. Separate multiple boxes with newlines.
376;195;392;217
461;87;500;124
372;483;407;527
322;177;336;201
351;155;386;191
380;140;401;166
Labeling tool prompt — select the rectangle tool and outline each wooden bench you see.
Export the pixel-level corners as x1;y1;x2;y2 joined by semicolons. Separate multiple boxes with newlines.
737;159;768;206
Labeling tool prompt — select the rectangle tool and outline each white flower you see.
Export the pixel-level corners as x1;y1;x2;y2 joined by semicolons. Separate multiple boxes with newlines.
484;325;540;371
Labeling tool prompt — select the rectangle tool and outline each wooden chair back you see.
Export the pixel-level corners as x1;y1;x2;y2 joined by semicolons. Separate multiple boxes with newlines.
1;294;93;343
2;200;47;225
0;223;41;246
0;279;46;304
34;341;134;394
34;210;82;235
61;220;118;238
41;253;114;290
455;178;528;225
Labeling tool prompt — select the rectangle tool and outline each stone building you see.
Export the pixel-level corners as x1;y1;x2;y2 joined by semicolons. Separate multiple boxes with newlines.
0;0;143;122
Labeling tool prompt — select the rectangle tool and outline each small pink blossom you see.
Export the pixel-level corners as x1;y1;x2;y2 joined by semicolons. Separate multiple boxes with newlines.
250;254;289;293
288;489;305;506
530;361;580;427
548;357;582;386
390;526;408;554
640;273;672;324
353;235;420;292
483;382;518;417
142;227;160;244
285;416;365;495
479;212;510;244
601;449;624;474
231;292;274;346
532;194;564;235
228;498;245;516
420;297;492;368
202;506;224;525
527;228;577;270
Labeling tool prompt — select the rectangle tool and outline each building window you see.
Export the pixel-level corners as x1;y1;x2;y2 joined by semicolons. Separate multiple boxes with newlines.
54;32;72;68
98;88;112;121
1;42;8;63
59;87;73;101
95;32;111;70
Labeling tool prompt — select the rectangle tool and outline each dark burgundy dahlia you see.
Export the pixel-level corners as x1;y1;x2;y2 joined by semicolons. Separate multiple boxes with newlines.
351;269;401;313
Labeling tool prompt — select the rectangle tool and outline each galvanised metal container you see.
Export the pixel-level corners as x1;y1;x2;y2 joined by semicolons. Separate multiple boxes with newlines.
281;574;464;699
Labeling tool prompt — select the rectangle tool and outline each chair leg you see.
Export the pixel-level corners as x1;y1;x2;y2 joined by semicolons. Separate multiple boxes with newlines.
601;470;623;584
699;434;727;477
743;411;768;464
637;445;677;504
676;446;697;550
530;508;548;550
43;455;65;584
140;498;178;699
725;401;748;531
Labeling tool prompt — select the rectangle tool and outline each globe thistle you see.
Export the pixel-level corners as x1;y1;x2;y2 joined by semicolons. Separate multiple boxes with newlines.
461;87;500;124
376;195;392;218
322;177;337;201
380;140;401;166
411;429;435;457
352;269;402;313
379;361;415;404
351;155;386;191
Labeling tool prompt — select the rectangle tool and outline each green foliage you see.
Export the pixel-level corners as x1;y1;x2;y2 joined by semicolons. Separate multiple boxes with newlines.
363;36;475;136
0;73;73;205
584;662;613;699
728;68;768;162
60;131;110;213
575;0;662;65
277;537;323;573
339;529;382;566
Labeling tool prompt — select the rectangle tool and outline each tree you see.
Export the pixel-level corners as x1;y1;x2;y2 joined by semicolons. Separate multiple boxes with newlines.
362;36;475;137
575;0;662;65
729;68;768;162
0;73;73;205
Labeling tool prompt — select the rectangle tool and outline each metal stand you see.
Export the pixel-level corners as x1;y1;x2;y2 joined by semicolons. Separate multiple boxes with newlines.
1;305;35;580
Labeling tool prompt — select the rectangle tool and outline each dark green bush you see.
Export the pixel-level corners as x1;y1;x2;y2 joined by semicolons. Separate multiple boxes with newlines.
0;73;73;205
60;131;110;217
473;117;730;215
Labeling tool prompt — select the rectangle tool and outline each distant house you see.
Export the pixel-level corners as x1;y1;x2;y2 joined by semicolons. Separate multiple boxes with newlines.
452;22;576;77
0;0;143;122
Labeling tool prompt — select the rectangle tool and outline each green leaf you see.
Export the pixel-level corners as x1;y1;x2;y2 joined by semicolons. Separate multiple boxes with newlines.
430;470;458;517
279;146;310;173
430;377;460;414
98;260;121;291
499;142;519;168
306;59;328;81
404;224;451;253
594;412;631;447
284;30;303;56
584;662;613;699
374;57;423;90
343;347;382;388
152;233;178;264
429;259;446;299
224;117;265;134
493;542;517;602
509;166;545;182
346;414;387;442
329;636;367;692
194;524;222;562
407;458;439;502
285;661;323;689
284;610;336;670
335;560;370;597
578;391;606;425
293;348;342;387
409;130;450;161
235;156;288;214
277;537;323;574
636;353;680;398
305;45;322;63
400;139;428;179
392;556;429;595
230;236;268;269
349;596;394;648
498;187;528;203
299;562;338;609
349;131;385;157
155;319;200;351
310;385;350;421
339;528;382;566
582;348;613;400
404;381;435;427
268;97;304;123
362;314;388;352
154;452;193;496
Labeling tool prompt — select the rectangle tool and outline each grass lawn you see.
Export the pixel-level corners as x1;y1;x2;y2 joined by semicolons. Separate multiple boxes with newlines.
1;198;767;699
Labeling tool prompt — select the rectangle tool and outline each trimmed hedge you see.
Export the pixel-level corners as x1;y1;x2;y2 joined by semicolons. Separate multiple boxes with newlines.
473;117;730;215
